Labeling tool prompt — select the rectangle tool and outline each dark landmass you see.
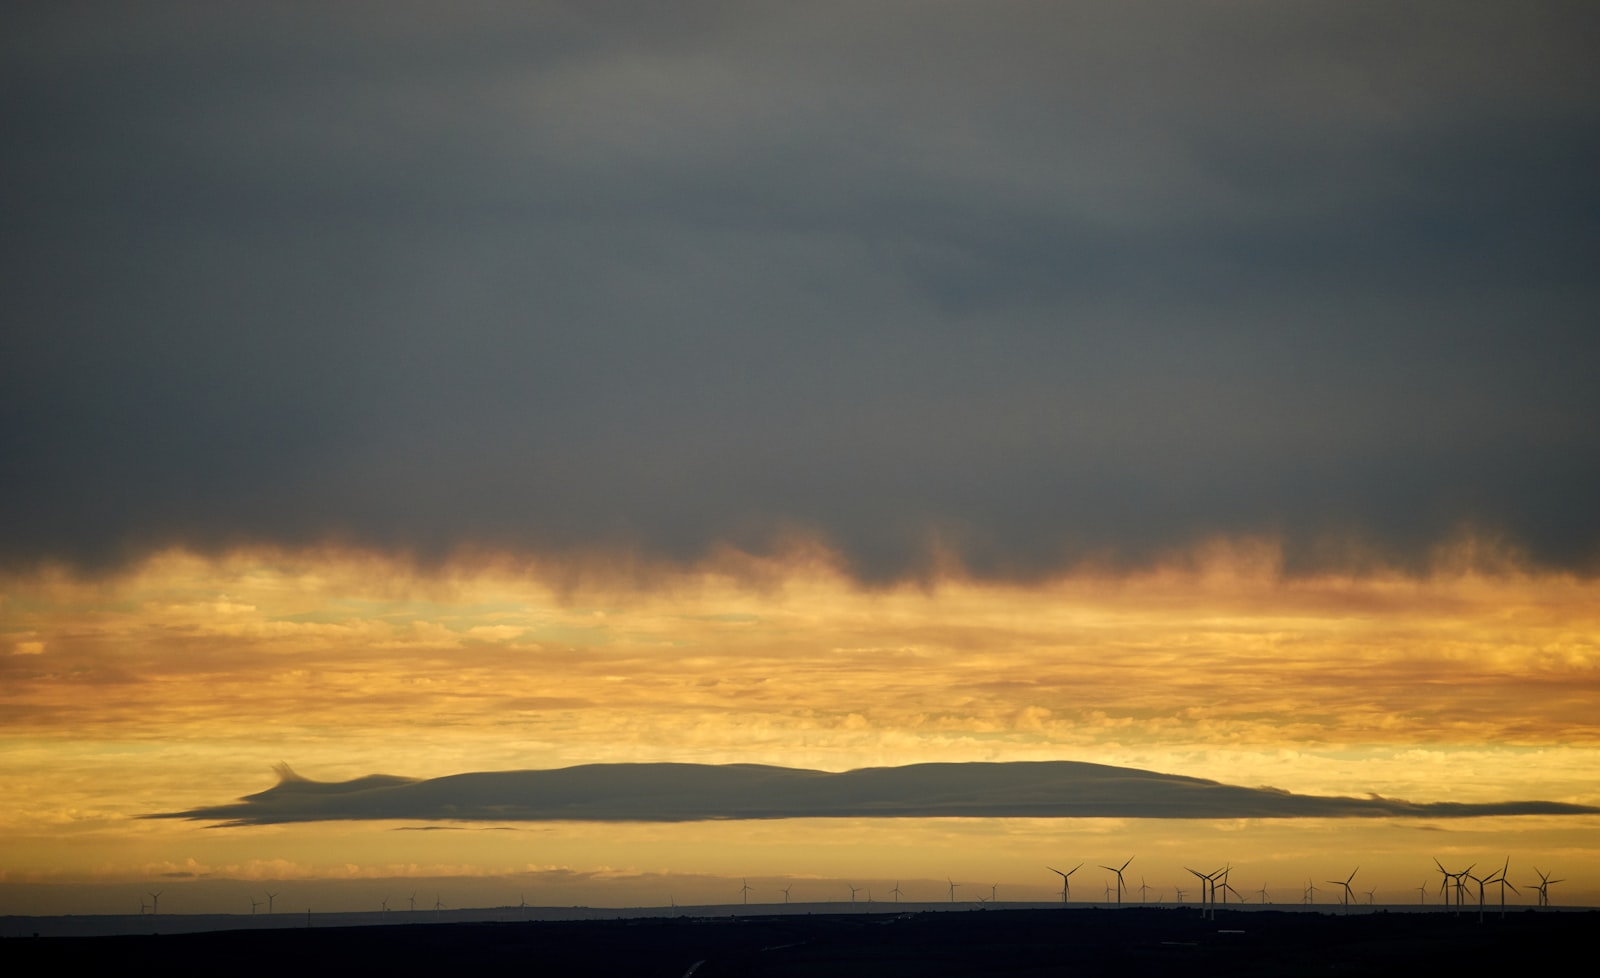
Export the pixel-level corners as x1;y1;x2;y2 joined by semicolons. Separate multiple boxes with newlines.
5;907;1591;977
146;760;1600;825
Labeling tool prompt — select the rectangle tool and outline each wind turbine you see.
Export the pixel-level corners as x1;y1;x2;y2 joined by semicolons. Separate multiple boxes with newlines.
250;897;261;915
781;884;794;904
1257;884;1270;905
947;878;961;903
266;891;277;914
434;894;445;916
1138;877;1152;904
989;883;999;904
1327;868;1357;909
380;897;390;916
147;891;162;915
1489;859;1518;917
1417;882;1428;906
889;881;902;904
1304;879;1318;905
1364;887;1376;906
1464;870;1489;922
1100;857;1133;905
1215;865;1233;908
1433;857;1459;909
1173;886;1185;905
740;879;753;905
1185;867;1216;918
848;883;862;905
1047;864;1081;904
407;892;415;912
1528;867;1563;908
1452;863;1476;909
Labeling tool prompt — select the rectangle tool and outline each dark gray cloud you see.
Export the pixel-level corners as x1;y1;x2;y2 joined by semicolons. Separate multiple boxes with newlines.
148;761;1600;825
5;2;1599;578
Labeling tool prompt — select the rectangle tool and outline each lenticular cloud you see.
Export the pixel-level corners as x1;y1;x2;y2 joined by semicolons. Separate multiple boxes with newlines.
148;761;1600;825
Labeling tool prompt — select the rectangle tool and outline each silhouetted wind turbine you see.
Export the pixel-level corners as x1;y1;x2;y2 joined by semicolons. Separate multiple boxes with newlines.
147;891;161;915
1364;887;1376;906
1100;857;1133;905
1185;867;1215;918
1257;884;1270;904
889;882;902;904
1173;886;1186;905
1490;859;1518;917
266;891;277;914
1432;859;1455;907
1465;871;1489;922
250;897;260;915
947;878;961;903
407;892;415;912
1047;864;1081;904
1138;877;1152;903
740;879;753;905
1304;879;1317;905
848;883;862;905
1528;867;1563;907
782;884;793;904
1328;868;1358;910
989;883;998;903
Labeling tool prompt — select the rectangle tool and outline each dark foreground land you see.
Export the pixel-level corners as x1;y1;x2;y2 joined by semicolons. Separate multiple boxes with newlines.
4;907;1590;977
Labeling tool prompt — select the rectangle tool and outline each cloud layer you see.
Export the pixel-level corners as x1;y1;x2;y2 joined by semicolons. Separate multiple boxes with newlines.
149;761;1600;826
4;3;1600;579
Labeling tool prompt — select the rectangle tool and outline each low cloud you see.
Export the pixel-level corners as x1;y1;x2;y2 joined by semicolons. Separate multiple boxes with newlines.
148;761;1600;826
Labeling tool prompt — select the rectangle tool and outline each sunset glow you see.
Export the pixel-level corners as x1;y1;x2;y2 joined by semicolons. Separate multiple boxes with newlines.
4;542;1596;913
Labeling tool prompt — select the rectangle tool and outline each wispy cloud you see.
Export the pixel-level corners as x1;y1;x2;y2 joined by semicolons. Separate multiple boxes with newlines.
149;761;1600;826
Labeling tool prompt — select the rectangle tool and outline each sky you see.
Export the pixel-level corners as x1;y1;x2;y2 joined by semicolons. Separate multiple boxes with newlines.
3;2;1598;916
